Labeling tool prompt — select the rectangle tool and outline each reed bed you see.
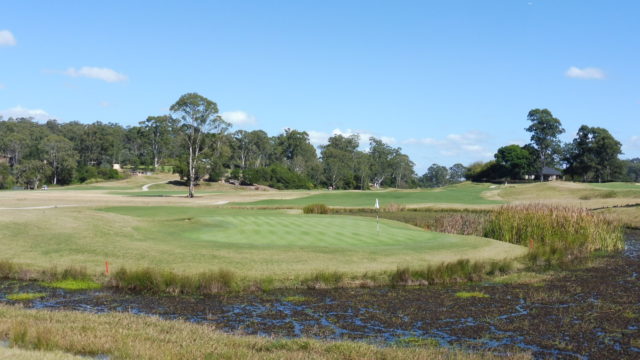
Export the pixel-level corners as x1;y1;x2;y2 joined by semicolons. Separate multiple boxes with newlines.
484;203;624;265
333;208;489;236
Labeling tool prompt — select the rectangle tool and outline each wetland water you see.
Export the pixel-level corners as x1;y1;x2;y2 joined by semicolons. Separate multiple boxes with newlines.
1;230;639;359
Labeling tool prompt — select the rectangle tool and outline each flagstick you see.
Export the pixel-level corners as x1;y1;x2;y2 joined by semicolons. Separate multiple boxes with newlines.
375;198;380;234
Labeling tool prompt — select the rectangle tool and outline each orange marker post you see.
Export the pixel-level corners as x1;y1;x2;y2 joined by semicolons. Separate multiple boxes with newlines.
105;261;109;275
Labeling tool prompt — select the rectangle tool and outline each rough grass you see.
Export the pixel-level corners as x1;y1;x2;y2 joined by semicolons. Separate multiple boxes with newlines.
302;203;329;214
0;305;530;360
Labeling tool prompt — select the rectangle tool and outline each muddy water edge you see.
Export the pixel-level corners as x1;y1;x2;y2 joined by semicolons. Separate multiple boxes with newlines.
1;230;639;359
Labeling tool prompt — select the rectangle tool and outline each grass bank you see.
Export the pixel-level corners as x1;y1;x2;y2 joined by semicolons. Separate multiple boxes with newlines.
0;305;529;360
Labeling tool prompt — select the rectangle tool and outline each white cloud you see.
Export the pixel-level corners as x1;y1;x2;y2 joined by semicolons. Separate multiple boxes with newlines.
99;101;111;108
221;110;257;126
0;30;16;46
306;128;396;149
403;131;493;159
631;136;640;148
65;66;127;83
0;105;54;121
565;66;605;80
307;130;330;146
0;83;5;90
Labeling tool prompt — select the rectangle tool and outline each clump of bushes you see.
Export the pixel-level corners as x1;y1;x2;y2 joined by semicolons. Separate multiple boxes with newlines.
484;203;624;266
390;259;514;286
303;203;329;214
110;267;237;295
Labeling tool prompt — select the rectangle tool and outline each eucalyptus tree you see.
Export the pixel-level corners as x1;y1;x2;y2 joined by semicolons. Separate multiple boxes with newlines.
41;135;78;185
320;134;359;189
525;109;565;182
140;115;176;169
368;137;394;188
170;93;228;198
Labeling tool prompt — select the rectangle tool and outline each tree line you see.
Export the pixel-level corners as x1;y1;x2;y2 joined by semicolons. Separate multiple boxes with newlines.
0;93;424;192
1;97;638;192
462;109;639;183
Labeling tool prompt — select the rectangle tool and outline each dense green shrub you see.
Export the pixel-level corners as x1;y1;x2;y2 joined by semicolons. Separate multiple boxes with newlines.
303;203;329;214
243;164;313;189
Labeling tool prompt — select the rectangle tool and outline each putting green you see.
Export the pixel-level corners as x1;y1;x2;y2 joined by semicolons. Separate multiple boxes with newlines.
0;206;525;279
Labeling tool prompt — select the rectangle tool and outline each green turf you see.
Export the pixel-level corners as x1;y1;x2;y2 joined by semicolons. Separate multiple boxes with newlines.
0;206;525;279
237;183;501;207
588;182;640;190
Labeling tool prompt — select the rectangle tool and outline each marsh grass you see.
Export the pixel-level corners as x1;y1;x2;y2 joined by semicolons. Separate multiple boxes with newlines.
484;204;624;266
390;259;515;286
110;268;238;294
0;305;528;360
334;208;490;236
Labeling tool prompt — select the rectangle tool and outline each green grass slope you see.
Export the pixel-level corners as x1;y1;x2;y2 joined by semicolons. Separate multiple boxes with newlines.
238;183;501;207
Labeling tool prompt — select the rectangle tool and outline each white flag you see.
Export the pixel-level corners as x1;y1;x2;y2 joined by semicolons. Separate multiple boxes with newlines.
375;198;379;209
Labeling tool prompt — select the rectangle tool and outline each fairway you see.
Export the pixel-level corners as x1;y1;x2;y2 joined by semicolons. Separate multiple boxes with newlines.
0;206;525;279
238;183;502;207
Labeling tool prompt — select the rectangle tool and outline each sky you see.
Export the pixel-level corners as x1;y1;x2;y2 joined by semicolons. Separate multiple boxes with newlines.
1;0;639;173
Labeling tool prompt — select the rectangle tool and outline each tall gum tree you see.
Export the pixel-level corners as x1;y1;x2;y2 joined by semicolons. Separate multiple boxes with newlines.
525;109;565;182
170;93;228;198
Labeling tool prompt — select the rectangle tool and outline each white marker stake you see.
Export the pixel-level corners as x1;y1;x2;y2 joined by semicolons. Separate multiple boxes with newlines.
375;198;380;233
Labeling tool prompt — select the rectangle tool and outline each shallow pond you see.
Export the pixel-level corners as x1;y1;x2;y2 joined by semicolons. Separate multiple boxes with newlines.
2;230;639;359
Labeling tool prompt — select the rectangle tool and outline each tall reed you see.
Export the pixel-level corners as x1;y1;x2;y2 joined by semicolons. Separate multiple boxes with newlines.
484;203;624;264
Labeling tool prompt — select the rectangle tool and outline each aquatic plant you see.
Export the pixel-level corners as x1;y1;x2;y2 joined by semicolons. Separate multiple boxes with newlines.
43;279;101;291
6;292;46;301
455;291;489;298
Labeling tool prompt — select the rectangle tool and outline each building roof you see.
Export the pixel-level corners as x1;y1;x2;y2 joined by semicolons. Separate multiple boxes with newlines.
542;167;562;176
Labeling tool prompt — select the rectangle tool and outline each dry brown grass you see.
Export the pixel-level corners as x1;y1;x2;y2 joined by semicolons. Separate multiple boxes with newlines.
0;305;530;360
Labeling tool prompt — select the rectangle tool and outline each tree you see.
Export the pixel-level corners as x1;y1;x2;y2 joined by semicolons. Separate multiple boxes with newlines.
320;134;359;189
41;135;78;185
390;152;415;188
368;137;394;188
525;109;565;182
494;145;532;180
627;158;640;182
564;125;623;182
421;164;448;188
170;93;228;198
274;129;318;176
448;163;467;183
15;160;51;189
140;115;176;169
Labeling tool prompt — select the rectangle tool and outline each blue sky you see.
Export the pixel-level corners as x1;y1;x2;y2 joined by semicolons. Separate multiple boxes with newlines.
1;0;638;173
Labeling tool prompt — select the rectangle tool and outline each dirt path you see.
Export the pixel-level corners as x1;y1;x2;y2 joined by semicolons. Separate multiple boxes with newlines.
0;205;77;210
141;181;169;191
